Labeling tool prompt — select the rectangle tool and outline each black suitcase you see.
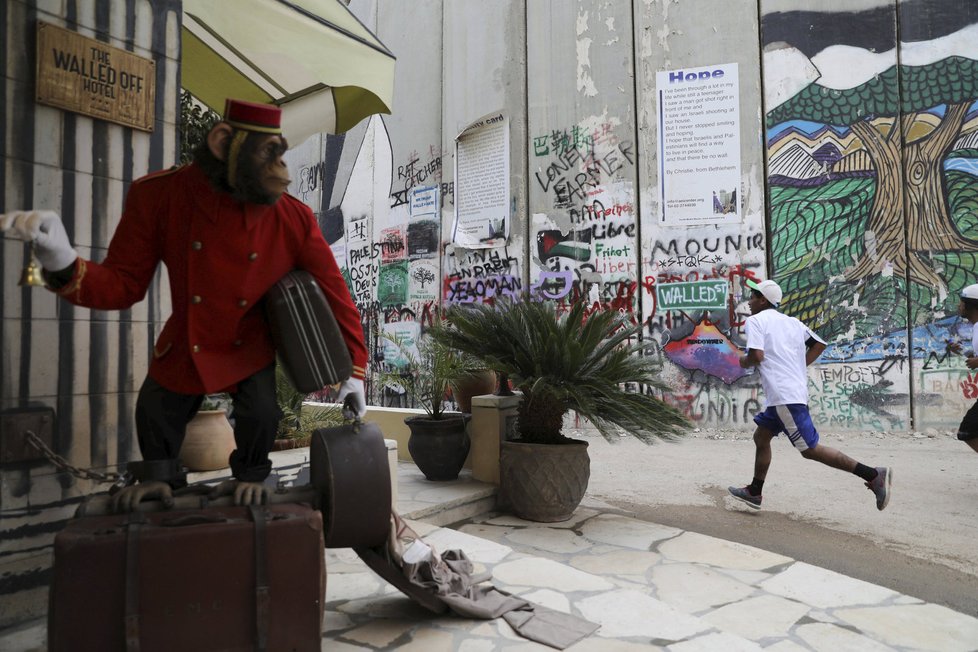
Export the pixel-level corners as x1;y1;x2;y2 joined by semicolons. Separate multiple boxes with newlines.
265;270;353;392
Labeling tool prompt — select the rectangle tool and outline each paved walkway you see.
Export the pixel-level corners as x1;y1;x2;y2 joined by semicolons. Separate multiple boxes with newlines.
4;452;978;651
322;464;978;651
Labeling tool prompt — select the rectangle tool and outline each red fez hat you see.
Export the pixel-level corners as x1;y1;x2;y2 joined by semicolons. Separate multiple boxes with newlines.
223;99;282;134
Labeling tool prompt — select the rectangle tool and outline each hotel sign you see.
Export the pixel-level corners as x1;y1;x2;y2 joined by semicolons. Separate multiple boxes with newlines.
36;21;155;132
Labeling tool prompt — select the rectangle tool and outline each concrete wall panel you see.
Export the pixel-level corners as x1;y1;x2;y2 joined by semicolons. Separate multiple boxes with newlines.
635;0;768;426
897;0;978;431
761;0;953;433
527;0;640;324
442;0;528;314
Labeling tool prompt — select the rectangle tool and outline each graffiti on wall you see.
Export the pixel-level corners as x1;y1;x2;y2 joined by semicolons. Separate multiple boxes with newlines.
762;1;978;429
279;1;978;430
529;121;641;322
643;255;762;386
530;117;762;409
663;319;748;384
443;246;522;304
283;117;447;407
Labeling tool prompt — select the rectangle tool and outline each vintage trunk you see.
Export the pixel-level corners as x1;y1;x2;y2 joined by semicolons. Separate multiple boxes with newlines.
48;503;325;652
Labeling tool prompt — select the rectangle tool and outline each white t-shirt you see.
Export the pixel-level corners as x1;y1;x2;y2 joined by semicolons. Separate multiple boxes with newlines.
745;309;826;407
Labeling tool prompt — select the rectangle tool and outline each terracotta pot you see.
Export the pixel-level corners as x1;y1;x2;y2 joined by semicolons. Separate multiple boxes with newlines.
179;410;235;472
499;439;590;522
451;370;497;413
404;414;470;481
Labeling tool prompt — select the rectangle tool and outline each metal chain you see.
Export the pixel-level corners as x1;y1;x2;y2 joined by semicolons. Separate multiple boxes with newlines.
25;430;128;485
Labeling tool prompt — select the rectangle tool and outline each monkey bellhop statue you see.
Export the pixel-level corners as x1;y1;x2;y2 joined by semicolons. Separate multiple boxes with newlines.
0;99;369;511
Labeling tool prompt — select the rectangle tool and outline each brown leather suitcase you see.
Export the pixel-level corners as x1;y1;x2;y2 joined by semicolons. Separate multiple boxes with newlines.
265;269;353;393
48;503;325;652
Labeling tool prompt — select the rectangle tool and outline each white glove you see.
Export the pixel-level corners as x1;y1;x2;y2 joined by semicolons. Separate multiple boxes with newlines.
0;210;78;271
336;377;367;419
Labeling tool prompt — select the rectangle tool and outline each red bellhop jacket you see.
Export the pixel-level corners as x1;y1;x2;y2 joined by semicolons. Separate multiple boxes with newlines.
56;163;368;394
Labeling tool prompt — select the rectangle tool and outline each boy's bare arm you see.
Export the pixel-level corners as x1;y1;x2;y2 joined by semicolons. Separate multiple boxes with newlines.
806;340;826;367
740;348;764;368
946;340;978;366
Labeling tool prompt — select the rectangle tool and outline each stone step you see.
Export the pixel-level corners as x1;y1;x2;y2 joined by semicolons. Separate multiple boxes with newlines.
394;463;498;528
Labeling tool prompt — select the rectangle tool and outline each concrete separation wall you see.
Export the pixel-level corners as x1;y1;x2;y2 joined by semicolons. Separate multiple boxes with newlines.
302;0;978;436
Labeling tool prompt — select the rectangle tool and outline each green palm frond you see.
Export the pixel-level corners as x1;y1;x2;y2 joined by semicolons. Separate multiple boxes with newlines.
431;299;689;445
379;330;484;419
275;364;343;438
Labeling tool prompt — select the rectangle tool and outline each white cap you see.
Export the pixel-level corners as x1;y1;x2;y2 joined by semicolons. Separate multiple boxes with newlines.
961;284;978;301
746;279;783;308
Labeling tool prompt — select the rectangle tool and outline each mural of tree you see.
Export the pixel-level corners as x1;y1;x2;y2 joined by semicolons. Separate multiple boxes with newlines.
768;56;978;289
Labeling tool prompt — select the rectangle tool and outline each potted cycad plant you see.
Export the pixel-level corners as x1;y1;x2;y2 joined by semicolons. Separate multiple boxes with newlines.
382;330;482;481
431;298;689;521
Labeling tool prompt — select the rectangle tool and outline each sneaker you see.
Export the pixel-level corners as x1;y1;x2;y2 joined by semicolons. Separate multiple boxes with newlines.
728;485;762;510
866;467;892;511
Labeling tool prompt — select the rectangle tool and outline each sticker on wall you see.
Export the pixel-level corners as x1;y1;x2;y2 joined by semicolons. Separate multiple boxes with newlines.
409;259;439;303
656;281;730;311
382;321;421;371
379;226;407;263
345;237;377;309
407;220;439;258
410;185;439;218
378;261;408;307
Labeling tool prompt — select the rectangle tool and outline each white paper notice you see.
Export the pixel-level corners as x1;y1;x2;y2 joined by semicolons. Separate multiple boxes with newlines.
657;63;741;225
453;111;510;248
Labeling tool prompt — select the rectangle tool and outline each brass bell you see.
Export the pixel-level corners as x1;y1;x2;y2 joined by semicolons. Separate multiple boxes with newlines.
19;243;46;288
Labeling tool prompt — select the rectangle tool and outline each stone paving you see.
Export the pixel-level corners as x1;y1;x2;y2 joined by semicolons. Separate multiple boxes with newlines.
3;456;978;651
321;467;978;651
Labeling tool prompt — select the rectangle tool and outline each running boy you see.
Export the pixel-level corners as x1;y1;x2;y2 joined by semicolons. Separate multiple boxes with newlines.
728;278;893;511
947;283;978;455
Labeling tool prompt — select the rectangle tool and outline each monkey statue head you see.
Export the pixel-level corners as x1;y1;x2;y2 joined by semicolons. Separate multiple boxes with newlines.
194;99;291;206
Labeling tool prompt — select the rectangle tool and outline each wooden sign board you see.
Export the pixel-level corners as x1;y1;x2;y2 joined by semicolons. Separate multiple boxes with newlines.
36;21;155;132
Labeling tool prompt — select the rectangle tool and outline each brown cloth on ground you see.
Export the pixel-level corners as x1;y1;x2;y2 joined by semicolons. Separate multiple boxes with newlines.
387;513;600;650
